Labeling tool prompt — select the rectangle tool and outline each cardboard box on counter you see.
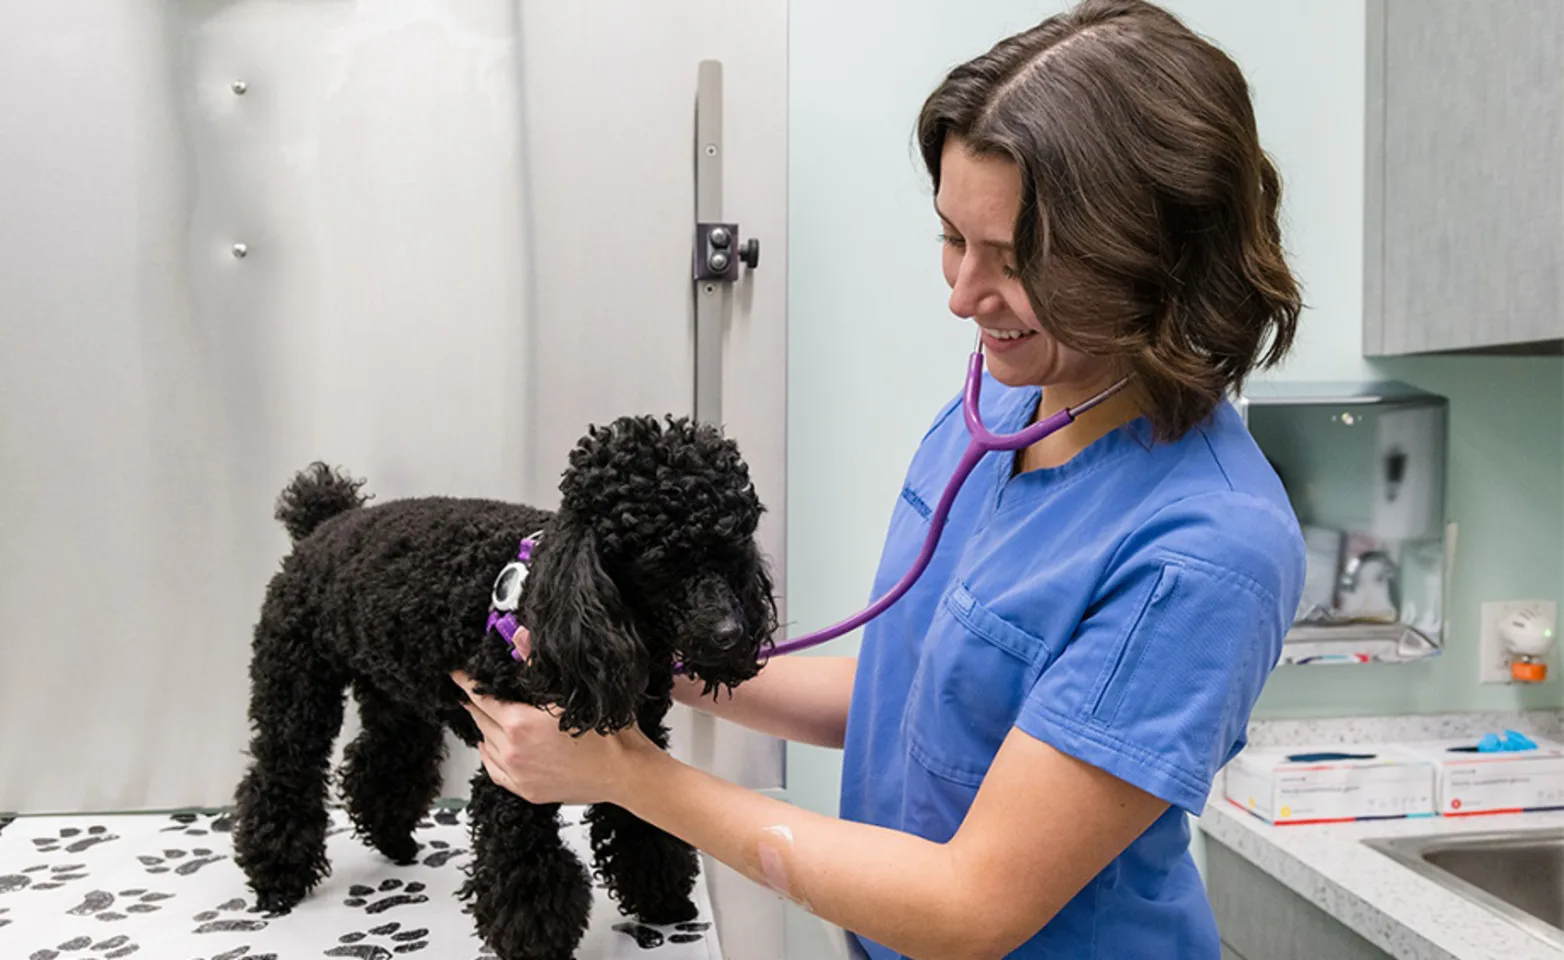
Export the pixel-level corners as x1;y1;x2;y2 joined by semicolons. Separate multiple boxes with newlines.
1223;744;1436;825
1395;736;1564;817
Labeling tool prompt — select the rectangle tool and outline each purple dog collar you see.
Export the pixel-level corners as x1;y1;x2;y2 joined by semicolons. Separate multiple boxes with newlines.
486;532;542;661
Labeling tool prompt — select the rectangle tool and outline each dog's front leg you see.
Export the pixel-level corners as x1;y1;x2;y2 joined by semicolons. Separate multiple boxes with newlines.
461;768;593;960
585;800;700;925
585;700;699;926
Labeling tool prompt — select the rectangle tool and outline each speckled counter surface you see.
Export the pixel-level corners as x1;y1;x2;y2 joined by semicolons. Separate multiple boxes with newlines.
1198;710;1564;960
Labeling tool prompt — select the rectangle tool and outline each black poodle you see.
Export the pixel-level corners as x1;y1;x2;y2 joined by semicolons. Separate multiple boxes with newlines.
230;414;777;960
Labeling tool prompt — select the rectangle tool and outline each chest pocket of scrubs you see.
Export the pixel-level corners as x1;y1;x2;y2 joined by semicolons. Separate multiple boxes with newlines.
903;582;1059;787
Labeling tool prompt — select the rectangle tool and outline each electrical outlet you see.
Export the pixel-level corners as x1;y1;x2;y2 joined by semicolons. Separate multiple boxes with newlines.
1479;600;1559;684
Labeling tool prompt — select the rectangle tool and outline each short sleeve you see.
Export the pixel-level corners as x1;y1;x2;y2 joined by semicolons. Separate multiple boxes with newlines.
1015;494;1304;815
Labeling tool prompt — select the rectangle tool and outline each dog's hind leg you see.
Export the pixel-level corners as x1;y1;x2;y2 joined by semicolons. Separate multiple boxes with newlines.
339;680;447;865
461;768;592;960
231;593;349;915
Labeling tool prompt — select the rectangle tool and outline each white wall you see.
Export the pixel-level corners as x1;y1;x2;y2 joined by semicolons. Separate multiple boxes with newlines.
0;0;790;821
785;0;1371;821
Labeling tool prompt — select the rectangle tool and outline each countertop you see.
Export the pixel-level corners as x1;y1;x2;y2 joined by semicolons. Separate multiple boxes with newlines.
1198;710;1564;960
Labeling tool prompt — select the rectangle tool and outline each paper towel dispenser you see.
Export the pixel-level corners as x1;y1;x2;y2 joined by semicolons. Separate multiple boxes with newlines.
1236;380;1451;665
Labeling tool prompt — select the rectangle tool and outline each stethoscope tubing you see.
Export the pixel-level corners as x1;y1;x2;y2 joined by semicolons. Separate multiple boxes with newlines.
757;346;1131;662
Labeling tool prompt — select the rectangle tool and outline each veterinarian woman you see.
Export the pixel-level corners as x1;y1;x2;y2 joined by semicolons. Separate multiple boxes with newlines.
453;1;1306;956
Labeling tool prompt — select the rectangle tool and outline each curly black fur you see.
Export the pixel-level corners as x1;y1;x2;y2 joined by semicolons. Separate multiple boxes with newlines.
274;461;371;542
230;415;778;960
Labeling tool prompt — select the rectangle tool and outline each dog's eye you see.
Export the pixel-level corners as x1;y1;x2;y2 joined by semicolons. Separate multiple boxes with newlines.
490;561;528;611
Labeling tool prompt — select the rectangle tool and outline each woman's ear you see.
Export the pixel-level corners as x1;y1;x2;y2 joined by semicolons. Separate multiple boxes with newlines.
522;518;647;735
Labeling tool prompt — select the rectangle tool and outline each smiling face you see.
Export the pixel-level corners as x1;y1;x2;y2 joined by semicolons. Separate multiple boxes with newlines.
936;137;1117;395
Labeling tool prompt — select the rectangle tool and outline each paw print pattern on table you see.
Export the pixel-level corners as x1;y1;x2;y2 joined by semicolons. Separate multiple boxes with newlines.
4;804;721;960
417;839;464;869
190;948;278;960
67;888;173;921
325;920;430;958
33;826;119;855
1;862;89;894
27;933;140;959
191;897;275;934
159;812;233;837
343;878;429;914
412;808;463;831
612;921;712;950
136;846;226;876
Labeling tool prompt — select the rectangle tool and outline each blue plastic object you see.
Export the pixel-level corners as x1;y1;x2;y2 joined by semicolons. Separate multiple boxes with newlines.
1475;730;1538;753
1503;729;1538;751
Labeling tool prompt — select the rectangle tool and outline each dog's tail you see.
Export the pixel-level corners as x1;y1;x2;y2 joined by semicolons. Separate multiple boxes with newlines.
275;462;371;542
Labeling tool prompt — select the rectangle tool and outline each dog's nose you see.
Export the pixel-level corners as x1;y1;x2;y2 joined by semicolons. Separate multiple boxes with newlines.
711;616;745;650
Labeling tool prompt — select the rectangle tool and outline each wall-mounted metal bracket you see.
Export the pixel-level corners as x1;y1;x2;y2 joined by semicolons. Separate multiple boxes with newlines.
694;221;759;281
692;59;762;429
689;59;785;798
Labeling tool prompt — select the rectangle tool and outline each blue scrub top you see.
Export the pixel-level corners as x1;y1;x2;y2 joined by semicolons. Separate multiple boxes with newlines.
840;373;1305;959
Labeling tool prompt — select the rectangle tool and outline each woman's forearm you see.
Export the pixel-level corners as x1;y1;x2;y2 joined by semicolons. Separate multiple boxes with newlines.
674;655;857;749
617;745;987;960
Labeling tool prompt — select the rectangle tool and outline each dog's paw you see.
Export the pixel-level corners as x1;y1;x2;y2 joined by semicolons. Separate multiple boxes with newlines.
342;878;428;914
27;933;140;959
612;920;711;949
612;922;664;949
191;897;274;934
137;846;226;876
325;920;430;958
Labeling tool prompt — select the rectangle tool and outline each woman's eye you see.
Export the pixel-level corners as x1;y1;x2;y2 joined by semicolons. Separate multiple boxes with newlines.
1001;264;1020;279
938;232;965;248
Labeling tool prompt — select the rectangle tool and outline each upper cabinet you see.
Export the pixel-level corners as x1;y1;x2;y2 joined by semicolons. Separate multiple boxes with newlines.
1364;0;1564;356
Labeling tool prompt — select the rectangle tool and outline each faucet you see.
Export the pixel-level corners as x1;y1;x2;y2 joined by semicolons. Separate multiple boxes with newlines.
1338;550;1401;620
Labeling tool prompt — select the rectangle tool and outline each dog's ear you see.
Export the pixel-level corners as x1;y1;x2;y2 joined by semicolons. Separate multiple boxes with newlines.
522;518;648;736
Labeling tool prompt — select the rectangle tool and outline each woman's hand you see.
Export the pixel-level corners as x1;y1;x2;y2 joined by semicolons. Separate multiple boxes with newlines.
451;665;657;806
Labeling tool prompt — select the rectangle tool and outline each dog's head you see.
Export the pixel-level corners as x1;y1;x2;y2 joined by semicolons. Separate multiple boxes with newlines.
519;415;777;735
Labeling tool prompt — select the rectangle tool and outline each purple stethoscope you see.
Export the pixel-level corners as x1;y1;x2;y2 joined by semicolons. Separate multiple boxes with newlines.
488;335;1132;669
762;335;1132;660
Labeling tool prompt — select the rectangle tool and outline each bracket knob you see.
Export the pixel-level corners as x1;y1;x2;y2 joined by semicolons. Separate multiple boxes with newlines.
738;238;760;269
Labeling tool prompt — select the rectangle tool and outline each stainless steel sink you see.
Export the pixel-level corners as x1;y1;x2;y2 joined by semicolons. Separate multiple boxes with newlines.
1365;829;1564;949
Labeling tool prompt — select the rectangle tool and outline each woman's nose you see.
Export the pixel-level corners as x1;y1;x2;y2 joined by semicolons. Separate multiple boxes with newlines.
947;256;1000;319
949;272;1001;320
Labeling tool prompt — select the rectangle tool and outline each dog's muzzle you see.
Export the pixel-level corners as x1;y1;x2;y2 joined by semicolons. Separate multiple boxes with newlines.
710;615;745;651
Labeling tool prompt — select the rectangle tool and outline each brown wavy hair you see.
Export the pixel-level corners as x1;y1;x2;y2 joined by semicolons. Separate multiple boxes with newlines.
916;0;1301;442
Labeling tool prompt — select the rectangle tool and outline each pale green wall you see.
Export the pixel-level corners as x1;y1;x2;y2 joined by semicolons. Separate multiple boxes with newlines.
1256;355;1563;716
785;0;1564;818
